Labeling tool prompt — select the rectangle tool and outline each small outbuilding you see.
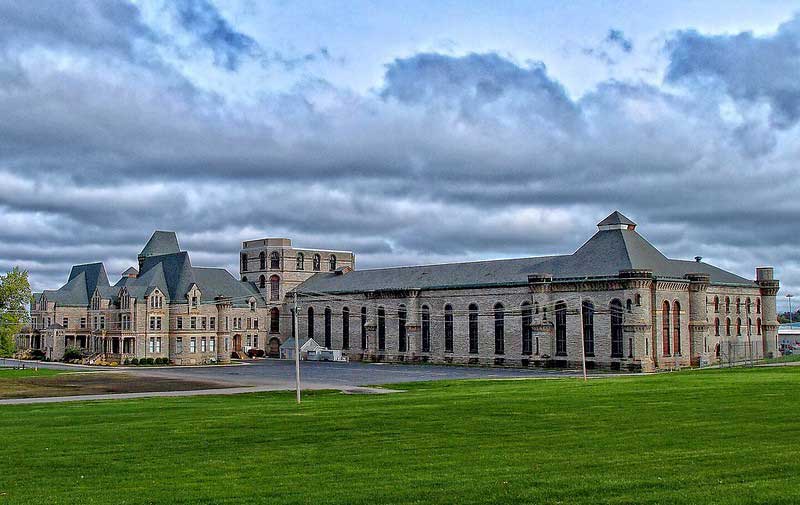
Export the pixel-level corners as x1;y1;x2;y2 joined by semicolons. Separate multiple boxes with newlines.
280;337;323;360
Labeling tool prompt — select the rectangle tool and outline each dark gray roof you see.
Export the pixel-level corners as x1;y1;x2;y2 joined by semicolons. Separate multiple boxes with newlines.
41;232;266;309
121;267;138;276
597;211;636;226
139;231;180;258
297;226;755;294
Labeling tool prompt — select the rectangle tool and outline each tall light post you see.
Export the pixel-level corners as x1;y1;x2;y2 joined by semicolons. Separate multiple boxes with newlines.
787;294;794;326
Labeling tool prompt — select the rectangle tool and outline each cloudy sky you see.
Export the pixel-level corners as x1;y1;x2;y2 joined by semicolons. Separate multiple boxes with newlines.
2;0;800;307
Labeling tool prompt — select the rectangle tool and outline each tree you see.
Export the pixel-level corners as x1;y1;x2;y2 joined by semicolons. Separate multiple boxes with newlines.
0;267;31;357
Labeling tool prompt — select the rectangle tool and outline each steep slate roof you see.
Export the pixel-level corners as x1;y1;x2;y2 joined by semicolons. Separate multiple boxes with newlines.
41;231;265;308
139;231;180;258
297;211;755;294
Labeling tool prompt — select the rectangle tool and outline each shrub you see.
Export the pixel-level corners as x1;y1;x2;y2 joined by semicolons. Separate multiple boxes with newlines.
142;358;154;365
62;346;82;361
130;358;139;365
123;359;130;365
29;349;45;360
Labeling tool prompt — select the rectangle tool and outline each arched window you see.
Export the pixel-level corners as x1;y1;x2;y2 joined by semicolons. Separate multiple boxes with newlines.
736;297;741;313
241;253;248;272
398;305;407;352
611;299;624;357
736;317;742;336
726;317;731;336
360;307;367;349
421;305;430;352
342;307;350;349
756;298;761;313
714;317;720;336
672;301;681;355
555;301;567;356
296;253;304;270
324;307;332;348
378;307;386;350
725;297;730;313
746;297;751;314
307;307;314;339
662;301;671;356
747;317;752;336
534;302;540;314
259;275;266;289
714;296;719;313
259;251;266;270
270;307;280;333
635;294;642;306
329;255;337;271
494;303;505;355
270;275;280;301
444;304;454;353
582;300;594;357
521;302;532;355
313;254;321;271
757;318;762;335
468;303;479;354
270;251;280;269
242;276;248;282
626;299;632;313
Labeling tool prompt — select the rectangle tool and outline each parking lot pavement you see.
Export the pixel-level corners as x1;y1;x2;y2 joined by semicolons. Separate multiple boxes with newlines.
6;358;584;391
124;359;582;389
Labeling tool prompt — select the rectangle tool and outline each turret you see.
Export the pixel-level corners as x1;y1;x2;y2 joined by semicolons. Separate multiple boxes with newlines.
756;267;780;358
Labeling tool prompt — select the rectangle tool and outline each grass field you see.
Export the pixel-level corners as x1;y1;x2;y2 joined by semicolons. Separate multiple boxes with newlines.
0;368;63;379
1;367;798;504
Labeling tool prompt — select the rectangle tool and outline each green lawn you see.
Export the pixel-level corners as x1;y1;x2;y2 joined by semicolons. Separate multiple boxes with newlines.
1;368;799;504
0;368;63;379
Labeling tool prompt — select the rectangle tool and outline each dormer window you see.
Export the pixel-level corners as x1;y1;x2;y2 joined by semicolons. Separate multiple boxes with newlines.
91;294;101;311
249;299;257;312
150;293;163;309
192;296;199;309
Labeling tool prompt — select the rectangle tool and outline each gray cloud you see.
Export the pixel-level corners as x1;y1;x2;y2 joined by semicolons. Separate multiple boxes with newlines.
605;29;633;53
1;4;800;309
666;14;800;129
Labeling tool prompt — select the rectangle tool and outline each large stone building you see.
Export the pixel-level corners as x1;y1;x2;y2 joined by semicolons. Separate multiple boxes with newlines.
17;211;780;371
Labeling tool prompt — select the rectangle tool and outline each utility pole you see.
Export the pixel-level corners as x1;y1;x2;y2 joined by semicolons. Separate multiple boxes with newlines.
293;292;301;404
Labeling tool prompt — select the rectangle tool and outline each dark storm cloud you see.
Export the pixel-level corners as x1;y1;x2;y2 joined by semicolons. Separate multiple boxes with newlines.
1;4;800;306
666;14;800;129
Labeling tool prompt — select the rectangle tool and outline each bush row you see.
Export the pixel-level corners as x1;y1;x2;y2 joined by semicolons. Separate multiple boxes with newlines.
123;357;170;366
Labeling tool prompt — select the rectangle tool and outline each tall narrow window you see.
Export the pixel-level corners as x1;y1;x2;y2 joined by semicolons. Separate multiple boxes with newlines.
241;253;248;272
494;303;505;354
259;251;266;270
259;275;266;289
307;307;314;339
725;297;730;313
555;301;567;356
270;275;280;301
521;302;532;355
421;305;430;352
361;307;367;349
398;305;407;352
270;251;280;269
329;255;337;271
270;307;280;333
662;301;671;356
715;317;720;336
342;307;350;349
714;296;719;313
378;307;386;350
313;254;321;271
324;307;332;348
626;299;632;313
444;304;454;353
582;300;594;357
673;301;681;355
746;297;751;314
736;317;742;336
756;298;761;313
468;303;479;354
736;297;741;313
611;299;623;358
726;317;731;336
757;318;761;335
747;317;752;336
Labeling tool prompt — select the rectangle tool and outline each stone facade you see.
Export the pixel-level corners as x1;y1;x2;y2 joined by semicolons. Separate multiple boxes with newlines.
16;212;780;370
